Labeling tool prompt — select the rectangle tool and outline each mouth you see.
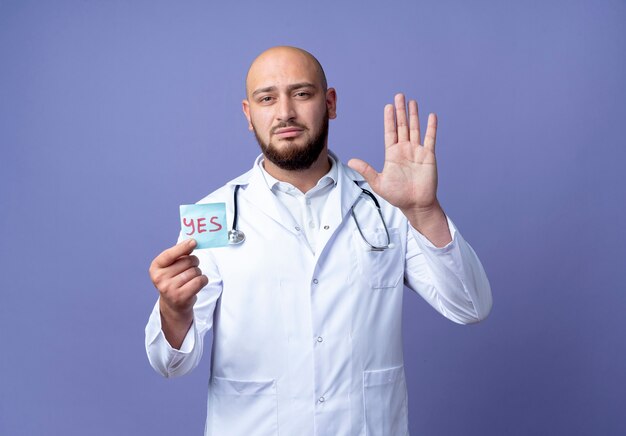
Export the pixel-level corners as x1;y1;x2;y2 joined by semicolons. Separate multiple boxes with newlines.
273;127;304;138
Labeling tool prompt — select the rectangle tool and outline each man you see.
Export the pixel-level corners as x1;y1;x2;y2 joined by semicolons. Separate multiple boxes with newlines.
146;46;492;435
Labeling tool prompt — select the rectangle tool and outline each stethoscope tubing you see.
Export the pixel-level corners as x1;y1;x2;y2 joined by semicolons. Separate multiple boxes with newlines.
228;183;391;250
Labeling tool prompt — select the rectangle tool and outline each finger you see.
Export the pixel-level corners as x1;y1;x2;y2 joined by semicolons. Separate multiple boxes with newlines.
423;113;438;151
348;158;380;190
383;104;397;148
409;100;421;146
163;255;200;279
173;266;203;289
178;274;209;299
395;93;409;142
153;239;197;269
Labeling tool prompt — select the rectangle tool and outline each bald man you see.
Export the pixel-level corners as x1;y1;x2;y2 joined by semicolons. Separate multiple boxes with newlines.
146;46;492;436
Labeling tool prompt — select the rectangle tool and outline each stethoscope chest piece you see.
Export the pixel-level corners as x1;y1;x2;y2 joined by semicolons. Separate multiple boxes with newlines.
228;229;245;245
228;184;246;245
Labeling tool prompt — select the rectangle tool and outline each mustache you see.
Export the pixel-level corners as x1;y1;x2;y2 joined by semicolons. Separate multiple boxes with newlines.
271;121;307;135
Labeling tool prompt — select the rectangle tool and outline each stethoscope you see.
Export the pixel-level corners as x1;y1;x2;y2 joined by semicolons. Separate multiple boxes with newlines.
227;185;246;245
227;183;392;251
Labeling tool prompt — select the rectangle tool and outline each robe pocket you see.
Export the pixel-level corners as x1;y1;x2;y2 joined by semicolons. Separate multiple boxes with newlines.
363;365;409;436
354;227;404;289
209;376;278;436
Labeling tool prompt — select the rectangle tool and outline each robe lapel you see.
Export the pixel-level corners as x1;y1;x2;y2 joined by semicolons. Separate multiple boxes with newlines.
231;164;301;236
314;160;364;263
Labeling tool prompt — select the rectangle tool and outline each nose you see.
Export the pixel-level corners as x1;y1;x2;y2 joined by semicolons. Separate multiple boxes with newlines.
276;96;296;122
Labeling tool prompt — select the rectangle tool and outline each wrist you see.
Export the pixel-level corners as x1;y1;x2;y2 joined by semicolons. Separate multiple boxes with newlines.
402;201;452;248
159;299;194;328
400;200;444;225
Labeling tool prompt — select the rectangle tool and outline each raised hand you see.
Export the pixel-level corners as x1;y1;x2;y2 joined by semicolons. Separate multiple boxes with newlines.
348;93;451;246
348;93;439;214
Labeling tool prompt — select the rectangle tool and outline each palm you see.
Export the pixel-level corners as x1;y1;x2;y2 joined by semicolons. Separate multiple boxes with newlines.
349;94;439;212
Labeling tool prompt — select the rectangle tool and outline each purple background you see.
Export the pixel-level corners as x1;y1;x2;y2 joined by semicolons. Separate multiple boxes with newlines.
1;1;625;435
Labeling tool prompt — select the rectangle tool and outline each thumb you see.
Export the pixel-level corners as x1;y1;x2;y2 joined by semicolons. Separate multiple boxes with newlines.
348;158;379;189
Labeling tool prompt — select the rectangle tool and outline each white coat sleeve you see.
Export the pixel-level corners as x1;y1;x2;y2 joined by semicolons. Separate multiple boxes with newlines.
404;216;492;324
144;248;223;378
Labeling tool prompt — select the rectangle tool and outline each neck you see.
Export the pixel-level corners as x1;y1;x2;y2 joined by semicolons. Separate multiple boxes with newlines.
263;148;331;193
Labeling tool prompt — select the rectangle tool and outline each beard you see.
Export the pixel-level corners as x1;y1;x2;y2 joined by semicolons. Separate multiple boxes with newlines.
253;112;329;171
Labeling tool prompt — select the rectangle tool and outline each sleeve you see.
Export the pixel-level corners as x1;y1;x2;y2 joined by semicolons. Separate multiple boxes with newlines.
403;215;492;324
144;245;223;378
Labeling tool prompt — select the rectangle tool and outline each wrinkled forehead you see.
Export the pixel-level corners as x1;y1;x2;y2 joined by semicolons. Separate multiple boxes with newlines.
245;49;325;97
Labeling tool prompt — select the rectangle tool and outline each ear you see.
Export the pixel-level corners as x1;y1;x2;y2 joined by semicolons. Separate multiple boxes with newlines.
326;88;337;119
242;99;254;131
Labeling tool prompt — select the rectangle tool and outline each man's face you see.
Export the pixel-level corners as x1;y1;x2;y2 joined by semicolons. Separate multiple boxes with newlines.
243;49;336;171
252;105;329;171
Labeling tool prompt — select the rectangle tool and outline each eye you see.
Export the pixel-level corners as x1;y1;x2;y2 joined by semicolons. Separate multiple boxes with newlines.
258;96;274;103
295;91;310;98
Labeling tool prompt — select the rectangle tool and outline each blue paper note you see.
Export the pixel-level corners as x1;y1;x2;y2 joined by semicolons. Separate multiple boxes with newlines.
179;203;228;249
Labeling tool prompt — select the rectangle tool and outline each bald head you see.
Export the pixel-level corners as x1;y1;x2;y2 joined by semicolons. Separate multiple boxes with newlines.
245;46;328;98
